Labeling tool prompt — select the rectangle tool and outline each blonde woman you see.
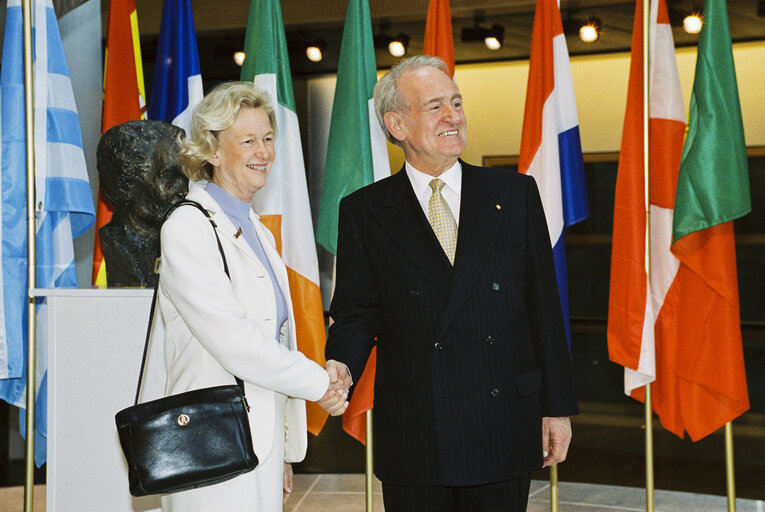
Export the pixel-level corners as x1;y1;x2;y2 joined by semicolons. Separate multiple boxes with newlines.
158;81;349;511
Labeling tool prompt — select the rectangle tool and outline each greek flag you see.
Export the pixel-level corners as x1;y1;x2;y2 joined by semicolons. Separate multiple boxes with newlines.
0;0;95;466
148;0;203;134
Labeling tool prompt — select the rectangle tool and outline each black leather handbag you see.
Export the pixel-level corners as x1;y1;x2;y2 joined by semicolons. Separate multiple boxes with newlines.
115;200;259;497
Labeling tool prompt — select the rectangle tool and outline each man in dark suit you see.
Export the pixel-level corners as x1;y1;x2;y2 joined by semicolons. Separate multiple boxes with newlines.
325;55;577;511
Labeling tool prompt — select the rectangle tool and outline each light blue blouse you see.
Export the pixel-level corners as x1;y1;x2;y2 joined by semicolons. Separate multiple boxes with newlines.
206;182;288;341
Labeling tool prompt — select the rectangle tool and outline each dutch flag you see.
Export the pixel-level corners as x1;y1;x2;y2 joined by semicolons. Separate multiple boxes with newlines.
519;0;590;349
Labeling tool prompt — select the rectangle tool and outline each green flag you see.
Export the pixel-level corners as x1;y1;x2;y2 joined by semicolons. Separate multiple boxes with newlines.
315;0;390;255
672;0;750;242
240;0;295;110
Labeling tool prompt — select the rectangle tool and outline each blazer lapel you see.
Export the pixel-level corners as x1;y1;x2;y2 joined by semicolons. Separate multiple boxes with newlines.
372;169;452;295
440;162;503;333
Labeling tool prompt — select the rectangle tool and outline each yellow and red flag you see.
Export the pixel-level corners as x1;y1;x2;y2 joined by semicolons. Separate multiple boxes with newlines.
92;0;146;286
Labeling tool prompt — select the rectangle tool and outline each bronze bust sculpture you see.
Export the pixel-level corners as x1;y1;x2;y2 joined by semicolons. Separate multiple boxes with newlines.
97;121;189;287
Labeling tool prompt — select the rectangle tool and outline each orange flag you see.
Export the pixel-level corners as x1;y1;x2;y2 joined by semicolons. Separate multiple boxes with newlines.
342;347;377;444
423;0;454;78
93;0;146;286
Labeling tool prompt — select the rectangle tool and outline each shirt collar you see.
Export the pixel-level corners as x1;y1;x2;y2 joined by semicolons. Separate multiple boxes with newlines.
405;160;462;198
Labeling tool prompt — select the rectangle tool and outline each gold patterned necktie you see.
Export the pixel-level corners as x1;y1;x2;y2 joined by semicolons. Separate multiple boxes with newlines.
428;178;458;265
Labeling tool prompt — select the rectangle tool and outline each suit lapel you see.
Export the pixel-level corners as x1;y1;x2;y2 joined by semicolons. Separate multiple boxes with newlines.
440;162;503;333
372;169;452;295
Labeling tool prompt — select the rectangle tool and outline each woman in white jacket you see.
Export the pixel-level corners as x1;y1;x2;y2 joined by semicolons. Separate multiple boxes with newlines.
158;82;349;511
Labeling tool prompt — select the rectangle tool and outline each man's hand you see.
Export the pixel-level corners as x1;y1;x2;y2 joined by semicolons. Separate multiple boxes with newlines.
316;360;351;416
325;359;352;389
283;462;293;504
542;416;572;467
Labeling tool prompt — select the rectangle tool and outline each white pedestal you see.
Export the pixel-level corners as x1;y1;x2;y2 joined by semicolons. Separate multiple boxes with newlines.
35;288;164;512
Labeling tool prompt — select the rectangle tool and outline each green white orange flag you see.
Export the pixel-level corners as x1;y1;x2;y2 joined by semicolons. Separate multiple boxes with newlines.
315;0;389;443
663;0;750;440
608;0;750;440
423;0;455;78
241;0;329;435
93;0;146;286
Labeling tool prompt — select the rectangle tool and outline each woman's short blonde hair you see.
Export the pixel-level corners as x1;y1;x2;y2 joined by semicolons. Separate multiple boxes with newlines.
177;81;277;181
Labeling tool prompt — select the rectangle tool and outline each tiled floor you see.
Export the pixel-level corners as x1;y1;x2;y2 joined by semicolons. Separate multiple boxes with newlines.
0;475;762;511
286;474;765;512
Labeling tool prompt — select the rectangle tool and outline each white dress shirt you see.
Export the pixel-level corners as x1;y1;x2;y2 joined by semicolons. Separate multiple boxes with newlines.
405;160;462;226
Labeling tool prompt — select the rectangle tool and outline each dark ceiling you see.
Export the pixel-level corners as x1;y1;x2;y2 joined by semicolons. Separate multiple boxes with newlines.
136;0;765;91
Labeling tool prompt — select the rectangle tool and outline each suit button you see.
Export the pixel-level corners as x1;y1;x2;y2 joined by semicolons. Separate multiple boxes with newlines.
486;335;495;345
434;342;443;351
409;289;420;296
490;388;500;397
491;282;500;291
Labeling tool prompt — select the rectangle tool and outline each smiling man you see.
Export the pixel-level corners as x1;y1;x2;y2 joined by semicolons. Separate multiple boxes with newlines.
325;56;578;511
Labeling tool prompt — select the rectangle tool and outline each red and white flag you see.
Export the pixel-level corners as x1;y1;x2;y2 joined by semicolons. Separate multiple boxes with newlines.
607;0;685;405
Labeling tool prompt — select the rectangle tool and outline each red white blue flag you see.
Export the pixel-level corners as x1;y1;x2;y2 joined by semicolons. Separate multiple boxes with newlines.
519;0;590;349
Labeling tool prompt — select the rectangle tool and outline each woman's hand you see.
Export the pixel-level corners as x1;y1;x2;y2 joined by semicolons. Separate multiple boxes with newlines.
283;462;293;504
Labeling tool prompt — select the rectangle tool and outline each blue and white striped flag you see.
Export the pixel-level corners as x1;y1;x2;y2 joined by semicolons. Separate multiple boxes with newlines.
148;0;203;134
518;0;590;351
0;0;95;466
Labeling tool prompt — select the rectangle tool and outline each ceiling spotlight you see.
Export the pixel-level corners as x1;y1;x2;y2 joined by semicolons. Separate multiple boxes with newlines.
305;40;326;62
388;35;409;57
374;26;410;58
683;12;703;34
578;18;601;43
233;51;246;67
462;17;505;51
483;26;504;50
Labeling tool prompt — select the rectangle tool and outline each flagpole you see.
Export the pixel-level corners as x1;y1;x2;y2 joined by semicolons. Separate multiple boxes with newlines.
22;0;38;510
549;464;559;512
365;409;374;511
725;422;736;511
641;0;655;509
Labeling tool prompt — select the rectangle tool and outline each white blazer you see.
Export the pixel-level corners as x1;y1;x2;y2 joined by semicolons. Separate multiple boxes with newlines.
157;183;329;463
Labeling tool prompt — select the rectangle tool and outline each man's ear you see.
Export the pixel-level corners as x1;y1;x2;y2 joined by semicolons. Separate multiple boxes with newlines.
384;111;406;143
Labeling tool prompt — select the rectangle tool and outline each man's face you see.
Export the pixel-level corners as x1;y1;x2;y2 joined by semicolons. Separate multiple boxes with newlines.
385;66;467;176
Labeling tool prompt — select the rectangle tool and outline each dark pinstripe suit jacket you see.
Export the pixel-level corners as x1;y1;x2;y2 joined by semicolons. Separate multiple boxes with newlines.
326;161;578;487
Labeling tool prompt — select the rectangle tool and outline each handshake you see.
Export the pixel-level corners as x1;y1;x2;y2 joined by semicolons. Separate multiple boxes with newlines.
317;360;352;416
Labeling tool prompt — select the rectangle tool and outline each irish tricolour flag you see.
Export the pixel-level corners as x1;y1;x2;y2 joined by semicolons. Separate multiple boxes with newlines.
519;0;589;349
241;0;329;434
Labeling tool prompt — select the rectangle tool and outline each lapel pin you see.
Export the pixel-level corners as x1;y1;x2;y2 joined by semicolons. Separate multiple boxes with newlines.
234;227;242;238
495;204;502;210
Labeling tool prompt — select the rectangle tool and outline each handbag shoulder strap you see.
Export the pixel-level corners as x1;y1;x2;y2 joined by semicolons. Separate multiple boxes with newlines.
133;199;246;405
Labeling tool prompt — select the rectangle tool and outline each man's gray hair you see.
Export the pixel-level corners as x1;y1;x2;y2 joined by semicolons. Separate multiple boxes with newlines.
373;55;449;146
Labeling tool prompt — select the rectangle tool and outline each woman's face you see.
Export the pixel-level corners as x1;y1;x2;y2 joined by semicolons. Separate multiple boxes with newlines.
208;107;275;201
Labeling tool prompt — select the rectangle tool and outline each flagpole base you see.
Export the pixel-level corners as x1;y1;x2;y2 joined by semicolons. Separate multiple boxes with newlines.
549;464;559;512
366;409;374;511
645;383;654;512
725;422;736;512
